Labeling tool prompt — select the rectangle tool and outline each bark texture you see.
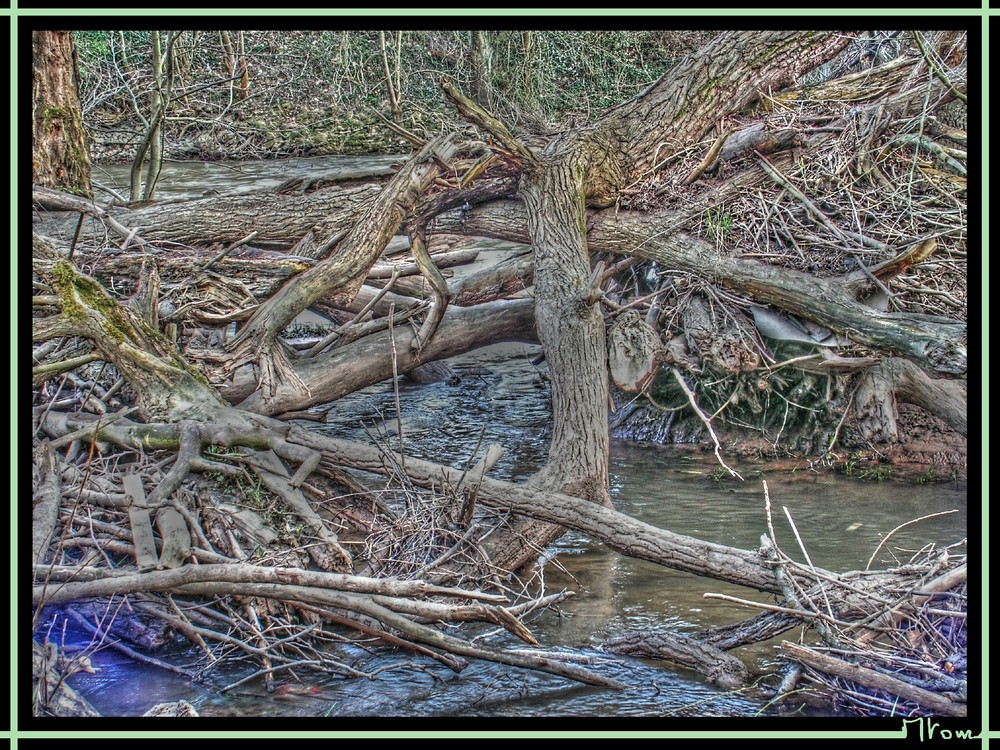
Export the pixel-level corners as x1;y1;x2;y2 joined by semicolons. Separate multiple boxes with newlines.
32;30;92;196
523;156;611;505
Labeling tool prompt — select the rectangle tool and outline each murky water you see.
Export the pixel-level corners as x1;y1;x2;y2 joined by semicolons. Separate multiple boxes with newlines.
52;157;967;718
54;343;966;718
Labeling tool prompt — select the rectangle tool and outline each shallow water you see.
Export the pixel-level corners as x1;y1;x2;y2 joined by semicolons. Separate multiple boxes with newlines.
54;343;966;719
54;156;967;718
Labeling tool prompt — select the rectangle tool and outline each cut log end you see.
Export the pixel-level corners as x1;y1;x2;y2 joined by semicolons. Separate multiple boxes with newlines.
608;310;661;392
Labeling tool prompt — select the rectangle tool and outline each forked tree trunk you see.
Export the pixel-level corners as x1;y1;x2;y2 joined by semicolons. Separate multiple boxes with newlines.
456;31;855;570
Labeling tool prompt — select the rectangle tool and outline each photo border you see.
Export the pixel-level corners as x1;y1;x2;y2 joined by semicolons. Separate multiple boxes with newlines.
13;6;986;742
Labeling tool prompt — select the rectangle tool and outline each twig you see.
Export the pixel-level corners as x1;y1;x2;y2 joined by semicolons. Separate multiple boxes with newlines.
388;304;404;467
911;31;967;105
64;607;196;678
303;267;401;358
200;231;259;273
865;510;960;571
408;230;450;350
701;592;855;627
219;656;348;694
683;125;733;185
671;367;743;480
782;506;834;620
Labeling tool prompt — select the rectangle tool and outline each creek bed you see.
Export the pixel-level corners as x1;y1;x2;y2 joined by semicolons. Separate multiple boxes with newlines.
51;156;967;718
52;344;966;718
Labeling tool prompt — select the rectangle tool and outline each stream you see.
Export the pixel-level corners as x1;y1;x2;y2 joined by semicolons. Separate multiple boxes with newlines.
52;157;968;718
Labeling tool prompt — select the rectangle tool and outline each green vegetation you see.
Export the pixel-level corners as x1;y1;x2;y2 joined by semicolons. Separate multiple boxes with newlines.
73;29;716;162
857;464;892;482
840;451;892;482
705;207;734;244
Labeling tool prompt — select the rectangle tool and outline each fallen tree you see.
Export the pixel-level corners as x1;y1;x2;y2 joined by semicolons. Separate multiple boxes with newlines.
31;28;968;714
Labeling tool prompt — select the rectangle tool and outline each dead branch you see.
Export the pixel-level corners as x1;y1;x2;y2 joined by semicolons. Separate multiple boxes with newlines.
782;642;965;717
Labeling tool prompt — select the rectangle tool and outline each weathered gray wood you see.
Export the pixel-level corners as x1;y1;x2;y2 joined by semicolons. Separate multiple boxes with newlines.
34;561;509;604
244;449;352;572
219;503;278;546
33;181;382;247
781;641;966;717
230;298;537;414
124;474;159;570
32;641;101;717
607;310;661;392
154;506;192;569
603;631;752;690
32;445;62;567
225;134;464;377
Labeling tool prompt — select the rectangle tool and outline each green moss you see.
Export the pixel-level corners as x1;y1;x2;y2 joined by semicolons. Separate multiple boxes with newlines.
697;76;722;99
50;261;86;321
181;361;214;389
38;105;69;125
78;276;130;344
51;261;145;346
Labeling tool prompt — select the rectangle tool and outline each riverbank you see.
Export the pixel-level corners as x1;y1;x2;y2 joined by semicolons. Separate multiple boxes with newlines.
38;438;966;718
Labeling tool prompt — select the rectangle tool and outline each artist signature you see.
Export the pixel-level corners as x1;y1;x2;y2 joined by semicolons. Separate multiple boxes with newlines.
902;717;980;742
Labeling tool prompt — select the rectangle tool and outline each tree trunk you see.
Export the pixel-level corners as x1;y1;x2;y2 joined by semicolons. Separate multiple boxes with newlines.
379;31;403;124
33;181;385;247
237;31;250;101
32;30;92;196
219;30;236;105
469;30;493;110
853;357;967;442
523;156;611;505
128;31;180;202
142;30;165;201
230;298;536;413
